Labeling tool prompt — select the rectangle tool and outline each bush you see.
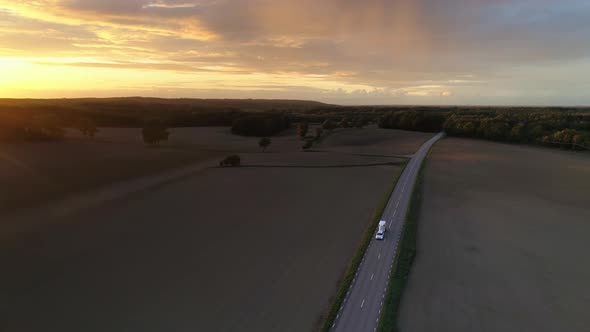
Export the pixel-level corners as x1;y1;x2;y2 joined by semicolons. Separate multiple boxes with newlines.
297;121;309;138
220;155;241;167
259;137;271;151
142;121;170;145
77;118;98;138
321;119;338;132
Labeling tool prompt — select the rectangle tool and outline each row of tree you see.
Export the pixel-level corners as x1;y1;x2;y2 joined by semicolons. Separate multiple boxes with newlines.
443;112;590;148
0;113;66;142
231;113;290;137
378;111;446;132
377;109;590;149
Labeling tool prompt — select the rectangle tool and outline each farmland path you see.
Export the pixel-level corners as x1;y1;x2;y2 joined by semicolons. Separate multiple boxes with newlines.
331;132;444;332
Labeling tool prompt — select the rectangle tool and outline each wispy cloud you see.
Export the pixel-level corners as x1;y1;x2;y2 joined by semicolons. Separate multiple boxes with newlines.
0;0;589;105
142;2;198;9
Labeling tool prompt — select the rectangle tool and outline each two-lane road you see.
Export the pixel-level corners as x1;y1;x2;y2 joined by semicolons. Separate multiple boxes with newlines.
332;132;444;332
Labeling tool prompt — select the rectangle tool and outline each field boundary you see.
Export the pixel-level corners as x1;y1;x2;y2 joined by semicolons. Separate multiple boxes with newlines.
377;148;432;332
232;161;405;169
319;162;407;332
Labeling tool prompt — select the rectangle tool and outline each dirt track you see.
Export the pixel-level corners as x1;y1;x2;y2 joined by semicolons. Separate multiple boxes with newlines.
398;138;590;332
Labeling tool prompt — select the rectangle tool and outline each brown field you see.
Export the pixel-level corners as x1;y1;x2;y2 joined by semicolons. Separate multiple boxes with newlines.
398;138;590;332
321;127;431;156
0;126;431;213
1;127;432;332
0;129;219;212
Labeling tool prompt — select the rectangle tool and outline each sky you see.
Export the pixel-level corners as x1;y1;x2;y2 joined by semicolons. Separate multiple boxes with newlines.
0;0;589;105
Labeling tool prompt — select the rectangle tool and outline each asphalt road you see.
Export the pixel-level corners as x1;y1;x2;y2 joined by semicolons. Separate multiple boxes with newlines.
332;132;444;332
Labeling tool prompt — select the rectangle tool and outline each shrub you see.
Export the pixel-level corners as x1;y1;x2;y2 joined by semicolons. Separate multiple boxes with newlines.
220;155;241;167
259;137;271;151
77;118;98;138
297;121;309;138
142;121;170;145
321;119;338;132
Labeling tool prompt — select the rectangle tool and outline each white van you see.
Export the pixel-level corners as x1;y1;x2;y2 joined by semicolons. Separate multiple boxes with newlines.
375;220;386;240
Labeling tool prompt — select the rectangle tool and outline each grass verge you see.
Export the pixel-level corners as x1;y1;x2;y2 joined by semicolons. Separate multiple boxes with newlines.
319;162;407;332
377;157;428;332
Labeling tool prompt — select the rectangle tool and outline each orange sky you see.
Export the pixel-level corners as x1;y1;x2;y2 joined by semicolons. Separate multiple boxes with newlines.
1;0;589;105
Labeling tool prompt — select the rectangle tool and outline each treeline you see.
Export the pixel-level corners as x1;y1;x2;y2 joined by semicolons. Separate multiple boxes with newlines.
0;112;66;142
0;97;324;128
0;110;293;142
0;98;305;142
378;111;446;132
443;111;590;148
231;113;291;136
377;108;590;149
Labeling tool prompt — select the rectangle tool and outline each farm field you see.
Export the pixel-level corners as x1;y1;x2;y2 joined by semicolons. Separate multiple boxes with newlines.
0;128;220;212
1;127;432;332
398;138;590;332
0;126;432;213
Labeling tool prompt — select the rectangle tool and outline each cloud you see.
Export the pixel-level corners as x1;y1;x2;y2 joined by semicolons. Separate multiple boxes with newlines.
1;0;590;104
142;2;198;9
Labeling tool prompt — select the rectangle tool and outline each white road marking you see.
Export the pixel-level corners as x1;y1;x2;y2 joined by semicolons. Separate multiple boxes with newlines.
331;134;443;331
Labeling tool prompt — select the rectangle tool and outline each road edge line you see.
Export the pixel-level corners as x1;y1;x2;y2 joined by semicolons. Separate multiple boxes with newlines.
376;144;438;332
318;161;408;332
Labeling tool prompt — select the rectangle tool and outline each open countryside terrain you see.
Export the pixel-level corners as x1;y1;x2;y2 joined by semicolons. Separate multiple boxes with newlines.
0;126;428;212
398;138;590;332
1;127;433;332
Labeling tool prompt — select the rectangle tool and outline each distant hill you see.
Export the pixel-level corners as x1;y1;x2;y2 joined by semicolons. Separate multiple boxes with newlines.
0;97;331;113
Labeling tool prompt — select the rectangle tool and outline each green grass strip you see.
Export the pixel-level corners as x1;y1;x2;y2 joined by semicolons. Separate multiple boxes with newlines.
377;157;429;332
320;162;407;332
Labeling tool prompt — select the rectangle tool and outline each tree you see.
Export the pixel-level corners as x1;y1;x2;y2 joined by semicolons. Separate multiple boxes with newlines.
297;121;309;138
339;117;351;128
78;118;98;138
142;122;170;145
353;116;368;128
528;124;545;141
509;123;525;143
259;137;271;151
314;127;323;138
302;140;313;150
321;119;337;132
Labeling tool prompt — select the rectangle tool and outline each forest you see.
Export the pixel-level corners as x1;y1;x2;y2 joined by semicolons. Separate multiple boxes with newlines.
1;98;589;149
377;107;590;149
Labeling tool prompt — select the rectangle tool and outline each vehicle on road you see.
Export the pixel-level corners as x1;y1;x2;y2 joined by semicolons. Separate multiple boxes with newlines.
375;220;386;240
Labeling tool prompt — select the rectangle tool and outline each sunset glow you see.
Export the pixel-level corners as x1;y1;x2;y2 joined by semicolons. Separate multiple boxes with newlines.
1;0;589;104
